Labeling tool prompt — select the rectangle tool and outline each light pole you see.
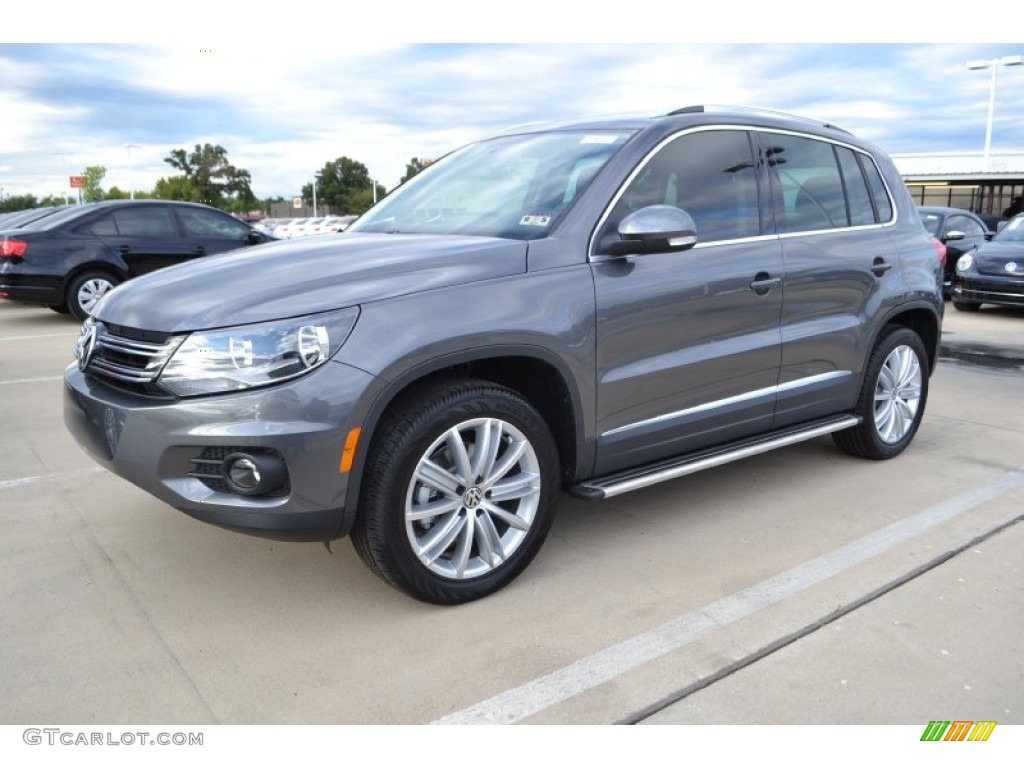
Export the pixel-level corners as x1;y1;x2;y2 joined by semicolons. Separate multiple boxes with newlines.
53;152;71;204
124;144;140;200
966;54;1023;171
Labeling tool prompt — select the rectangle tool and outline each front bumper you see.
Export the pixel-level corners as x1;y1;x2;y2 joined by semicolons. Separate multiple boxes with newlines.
63;360;380;541
953;274;1024;307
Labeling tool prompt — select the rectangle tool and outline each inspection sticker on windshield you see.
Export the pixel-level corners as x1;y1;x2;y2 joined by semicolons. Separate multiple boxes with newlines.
580;134;622;144
520;214;551;226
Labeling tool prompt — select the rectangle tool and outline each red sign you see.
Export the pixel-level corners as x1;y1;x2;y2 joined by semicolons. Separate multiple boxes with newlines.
69;175;87;189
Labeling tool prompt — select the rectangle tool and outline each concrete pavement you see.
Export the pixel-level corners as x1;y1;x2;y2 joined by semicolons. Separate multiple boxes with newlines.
644;303;1023;727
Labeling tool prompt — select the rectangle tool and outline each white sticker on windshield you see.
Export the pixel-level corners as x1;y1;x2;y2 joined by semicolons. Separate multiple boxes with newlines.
580;135;621;144
520;214;551;227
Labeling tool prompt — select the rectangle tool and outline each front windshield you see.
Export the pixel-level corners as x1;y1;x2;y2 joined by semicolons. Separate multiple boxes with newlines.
994;214;1024;242
351;129;635;240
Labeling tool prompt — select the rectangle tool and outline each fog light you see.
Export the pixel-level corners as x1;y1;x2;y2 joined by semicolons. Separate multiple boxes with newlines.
222;452;287;496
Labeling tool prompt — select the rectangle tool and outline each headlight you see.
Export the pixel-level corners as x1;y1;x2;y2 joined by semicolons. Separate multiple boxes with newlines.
158;307;359;397
956;253;974;272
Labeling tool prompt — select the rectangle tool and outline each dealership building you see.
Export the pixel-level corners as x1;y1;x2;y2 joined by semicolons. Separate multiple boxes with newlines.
893;151;1024;219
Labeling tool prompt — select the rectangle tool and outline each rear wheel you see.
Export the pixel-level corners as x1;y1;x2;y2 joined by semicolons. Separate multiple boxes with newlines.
66;271;120;321
351;378;559;604
833;326;928;460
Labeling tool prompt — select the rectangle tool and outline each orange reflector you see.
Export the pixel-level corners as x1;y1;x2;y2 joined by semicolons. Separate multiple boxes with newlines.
339;428;361;473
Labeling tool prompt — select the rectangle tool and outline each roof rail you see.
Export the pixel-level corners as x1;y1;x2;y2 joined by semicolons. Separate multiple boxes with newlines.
666;105;850;134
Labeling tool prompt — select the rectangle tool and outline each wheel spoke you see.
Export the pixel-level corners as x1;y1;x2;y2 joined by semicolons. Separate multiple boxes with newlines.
470;419;503;483
415;458;463;498
482;438;527;488
474;511;506;566
445;427;474;484
450;511;476;578
407;496;462;521
481;500;531;532
487;472;540;503
417;511;467;565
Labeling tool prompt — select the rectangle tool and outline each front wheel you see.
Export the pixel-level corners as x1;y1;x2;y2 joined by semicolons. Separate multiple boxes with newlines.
833;326;929;460
351;379;560;604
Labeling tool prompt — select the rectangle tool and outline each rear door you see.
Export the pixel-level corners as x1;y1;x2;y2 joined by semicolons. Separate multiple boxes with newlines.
88;205;187;276
762;130;900;426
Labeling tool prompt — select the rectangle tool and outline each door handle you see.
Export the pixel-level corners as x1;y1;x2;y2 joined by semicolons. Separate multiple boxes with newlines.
871;258;892;277
117;245;130;255
193;246;207;256
750;273;782;296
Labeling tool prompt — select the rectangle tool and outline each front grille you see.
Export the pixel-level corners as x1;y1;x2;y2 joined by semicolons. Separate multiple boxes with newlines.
83;323;185;396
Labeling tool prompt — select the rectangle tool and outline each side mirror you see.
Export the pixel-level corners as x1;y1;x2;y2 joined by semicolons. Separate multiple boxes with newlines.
603;205;698;257
248;230;264;245
943;230;966;242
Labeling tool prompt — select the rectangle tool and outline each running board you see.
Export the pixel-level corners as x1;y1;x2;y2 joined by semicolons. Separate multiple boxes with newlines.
569;415;861;500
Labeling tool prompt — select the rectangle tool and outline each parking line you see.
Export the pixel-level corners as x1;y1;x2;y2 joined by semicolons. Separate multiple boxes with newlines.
0;375;63;387
434;468;1024;725
0;333;78;342
0;467;106;491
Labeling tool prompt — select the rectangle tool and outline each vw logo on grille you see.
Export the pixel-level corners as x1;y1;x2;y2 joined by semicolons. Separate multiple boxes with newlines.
1006;262;1018;273
78;323;98;371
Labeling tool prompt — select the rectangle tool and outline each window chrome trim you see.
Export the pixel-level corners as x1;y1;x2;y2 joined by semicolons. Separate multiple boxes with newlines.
587;124;899;261
601;370;852;438
587;124;759;261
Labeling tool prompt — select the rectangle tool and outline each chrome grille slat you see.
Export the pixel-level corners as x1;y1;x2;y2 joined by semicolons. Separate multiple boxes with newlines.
83;323;185;393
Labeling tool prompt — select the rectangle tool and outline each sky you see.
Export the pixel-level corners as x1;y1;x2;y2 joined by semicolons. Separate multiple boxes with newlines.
2;6;1022;205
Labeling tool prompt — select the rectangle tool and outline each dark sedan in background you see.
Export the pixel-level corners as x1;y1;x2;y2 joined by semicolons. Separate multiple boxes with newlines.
918;206;994;296
1;200;273;319
952;212;1024;312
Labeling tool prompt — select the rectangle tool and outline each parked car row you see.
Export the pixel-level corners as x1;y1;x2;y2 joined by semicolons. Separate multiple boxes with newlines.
917;205;1024;311
255;215;357;239
1;200;273;320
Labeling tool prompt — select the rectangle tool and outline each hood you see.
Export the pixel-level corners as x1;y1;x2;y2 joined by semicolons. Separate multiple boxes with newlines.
93;233;528;333
974;241;1024;277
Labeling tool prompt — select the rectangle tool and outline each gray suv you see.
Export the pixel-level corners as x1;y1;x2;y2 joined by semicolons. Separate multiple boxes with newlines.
64;106;944;604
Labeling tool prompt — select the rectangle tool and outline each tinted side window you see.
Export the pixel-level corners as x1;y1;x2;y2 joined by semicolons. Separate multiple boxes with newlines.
860;157;893;223
178;208;252;241
86;208;179;238
616;130;762;243
837;147;875;226
945;214;985;237
767;134;847;232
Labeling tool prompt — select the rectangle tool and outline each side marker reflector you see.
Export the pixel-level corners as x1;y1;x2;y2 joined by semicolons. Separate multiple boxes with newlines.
339;428;361;473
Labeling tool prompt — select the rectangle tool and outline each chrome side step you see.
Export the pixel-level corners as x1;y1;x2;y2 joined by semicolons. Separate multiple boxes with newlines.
569;415;861;500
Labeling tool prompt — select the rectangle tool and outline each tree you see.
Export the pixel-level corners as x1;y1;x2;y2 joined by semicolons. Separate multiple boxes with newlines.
153;176;196;201
301;157;377;215
0;194;39;213
401;157;433;184
82;165;107;203
163;143;255;209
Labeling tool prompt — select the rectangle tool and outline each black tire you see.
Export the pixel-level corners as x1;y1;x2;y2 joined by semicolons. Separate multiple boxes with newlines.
351;378;560;604
66;271;121;321
833;326;929;460
952;299;981;312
